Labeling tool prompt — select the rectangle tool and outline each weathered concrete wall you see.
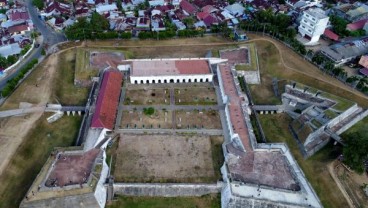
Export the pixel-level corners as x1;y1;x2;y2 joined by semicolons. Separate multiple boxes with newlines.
238;71;260;84
336;109;368;135
225;196;306;208
113;183;222;197
20;193;100;208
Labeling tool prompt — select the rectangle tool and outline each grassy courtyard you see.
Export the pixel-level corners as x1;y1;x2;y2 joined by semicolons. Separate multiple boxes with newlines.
107;194;221;208
258;114;349;208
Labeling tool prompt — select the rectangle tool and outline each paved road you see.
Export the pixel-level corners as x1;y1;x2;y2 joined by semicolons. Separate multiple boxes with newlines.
0;0;66;91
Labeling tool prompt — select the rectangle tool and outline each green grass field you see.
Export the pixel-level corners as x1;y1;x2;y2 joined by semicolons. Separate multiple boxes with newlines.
258;114;349;208
341;116;368;139
0;115;82;208
53;50;90;105
107;194;221;208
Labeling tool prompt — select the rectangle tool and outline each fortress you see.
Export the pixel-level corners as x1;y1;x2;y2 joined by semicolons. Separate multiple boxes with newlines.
19;46;335;208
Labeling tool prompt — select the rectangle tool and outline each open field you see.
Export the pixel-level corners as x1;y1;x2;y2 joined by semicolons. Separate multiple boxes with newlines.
258;114;349;208
0;115;82;208
175;85;217;105
175;110;221;129
124;88;170;105
53;50;90;105
120;110;172;129
114;134;223;183
107;194;221;208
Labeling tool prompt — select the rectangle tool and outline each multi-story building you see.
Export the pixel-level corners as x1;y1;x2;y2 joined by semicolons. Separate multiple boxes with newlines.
298;8;329;45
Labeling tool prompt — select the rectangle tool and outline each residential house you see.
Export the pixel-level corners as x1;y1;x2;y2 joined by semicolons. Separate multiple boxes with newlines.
149;0;164;7
7;23;30;35
225;3;245;17
346;4;368;22
48;17;65;30
323;28;339;41
298;8;329;45
121;0;134;11
347;19;368;31
321;36;368;66
151;15;165;31
96;3;118;14
136;17;150;30
358;55;368;68
286;0;321;9
43;0;72;17
180;0;198;16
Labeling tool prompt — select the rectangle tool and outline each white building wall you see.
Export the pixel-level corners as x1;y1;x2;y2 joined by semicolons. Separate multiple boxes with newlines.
298;9;329;45
94;151;109;208
130;74;213;84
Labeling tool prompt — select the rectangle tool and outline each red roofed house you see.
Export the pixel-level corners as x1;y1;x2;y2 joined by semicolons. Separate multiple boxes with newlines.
359;55;368;68
91;70;123;130
7;23;29;35
323;28;339;41
197;11;210;20
180;0;197;15
347;19;368;31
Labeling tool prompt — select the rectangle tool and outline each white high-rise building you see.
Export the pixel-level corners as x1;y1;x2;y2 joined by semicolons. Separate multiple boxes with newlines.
298;8;329;45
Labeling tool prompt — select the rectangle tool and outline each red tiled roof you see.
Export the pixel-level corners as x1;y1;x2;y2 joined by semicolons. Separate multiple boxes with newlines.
203;14;218;26
9;11;29;21
347;19;368;31
175;60;210;74
202;5;217;13
180;0;197;15
91;70;123;130
219;64;251;151
323;29;339;41
8;24;28;33
359;55;368;68
197;11;210;20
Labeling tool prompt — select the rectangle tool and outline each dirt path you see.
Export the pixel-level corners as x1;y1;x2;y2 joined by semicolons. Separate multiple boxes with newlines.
327;161;355;208
0;55;58;176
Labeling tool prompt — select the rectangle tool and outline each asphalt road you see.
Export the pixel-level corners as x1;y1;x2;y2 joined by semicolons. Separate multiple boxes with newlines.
0;0;66;91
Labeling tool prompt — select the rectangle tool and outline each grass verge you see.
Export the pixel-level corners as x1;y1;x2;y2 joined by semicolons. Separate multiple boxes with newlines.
210;136;225;181
0;115;82;208
258;114;349;208
107;194;221;208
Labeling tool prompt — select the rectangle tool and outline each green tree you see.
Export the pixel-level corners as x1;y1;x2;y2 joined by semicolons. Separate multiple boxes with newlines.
0;55;7;68
183;17;195;28
32;0;44;10
343;132;368;174
20;44;32;55
7;55;17;65
143;107;155;115
90;12;109;32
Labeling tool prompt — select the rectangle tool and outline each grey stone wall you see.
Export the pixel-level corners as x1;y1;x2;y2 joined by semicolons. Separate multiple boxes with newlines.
113;183;222;197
